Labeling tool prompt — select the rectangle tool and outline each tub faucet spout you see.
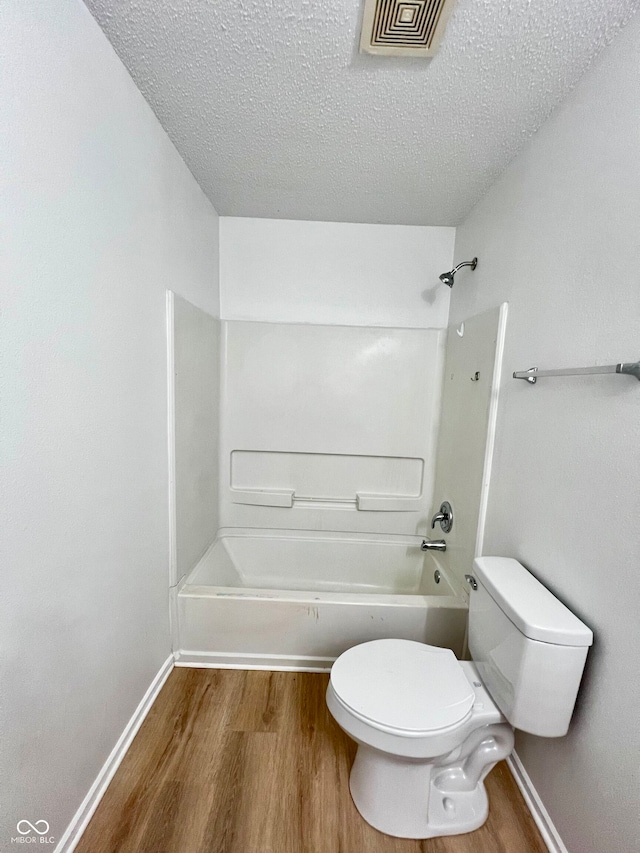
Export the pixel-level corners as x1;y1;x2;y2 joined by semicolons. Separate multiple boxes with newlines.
421;539;446;552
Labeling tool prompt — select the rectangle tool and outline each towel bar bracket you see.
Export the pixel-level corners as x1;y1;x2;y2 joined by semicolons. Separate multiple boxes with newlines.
513;359;640;385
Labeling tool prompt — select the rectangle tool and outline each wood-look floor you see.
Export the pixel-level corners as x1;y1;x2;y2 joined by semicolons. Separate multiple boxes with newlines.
76;669;547;853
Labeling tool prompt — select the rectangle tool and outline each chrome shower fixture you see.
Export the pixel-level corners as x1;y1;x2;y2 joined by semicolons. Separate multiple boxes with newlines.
439;257;478;288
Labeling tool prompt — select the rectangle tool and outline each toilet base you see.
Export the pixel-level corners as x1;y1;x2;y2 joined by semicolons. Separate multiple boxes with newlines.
348;723;514;839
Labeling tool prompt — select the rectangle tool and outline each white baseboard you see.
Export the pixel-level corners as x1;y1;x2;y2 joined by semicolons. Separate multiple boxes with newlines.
507;751;569;853
54;655;174;853
175;649;334;672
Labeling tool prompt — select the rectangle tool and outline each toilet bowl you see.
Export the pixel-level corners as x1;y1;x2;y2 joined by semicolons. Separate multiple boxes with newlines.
326;639;514;838
327;557;593;839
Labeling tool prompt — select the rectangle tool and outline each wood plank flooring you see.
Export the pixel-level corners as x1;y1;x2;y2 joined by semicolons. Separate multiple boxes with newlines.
76;669;547;853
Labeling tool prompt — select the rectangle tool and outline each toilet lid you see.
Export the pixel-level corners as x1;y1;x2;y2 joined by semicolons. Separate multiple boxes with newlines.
330;639;475;734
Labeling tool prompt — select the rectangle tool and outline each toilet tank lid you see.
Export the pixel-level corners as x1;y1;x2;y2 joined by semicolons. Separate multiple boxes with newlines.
473;557;593;647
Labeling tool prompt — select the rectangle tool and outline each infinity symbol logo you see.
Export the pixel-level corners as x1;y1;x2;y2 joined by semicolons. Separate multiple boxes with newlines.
16;820;50;835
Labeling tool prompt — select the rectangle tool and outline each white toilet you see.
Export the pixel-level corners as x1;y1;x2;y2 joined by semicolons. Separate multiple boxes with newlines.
326;556;593;839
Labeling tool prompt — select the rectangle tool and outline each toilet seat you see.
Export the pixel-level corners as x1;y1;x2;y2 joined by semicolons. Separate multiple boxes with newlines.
330;639;476;735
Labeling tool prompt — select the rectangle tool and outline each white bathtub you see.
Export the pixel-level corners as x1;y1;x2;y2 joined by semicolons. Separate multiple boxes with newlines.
174;528;468;671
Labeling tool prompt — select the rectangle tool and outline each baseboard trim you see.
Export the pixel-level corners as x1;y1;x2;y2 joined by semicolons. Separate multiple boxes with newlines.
507;751;569;853
175;649;334;672
54;655;174;853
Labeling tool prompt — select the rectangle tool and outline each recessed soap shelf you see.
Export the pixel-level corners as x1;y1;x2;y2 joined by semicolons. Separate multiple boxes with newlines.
230;488;422;511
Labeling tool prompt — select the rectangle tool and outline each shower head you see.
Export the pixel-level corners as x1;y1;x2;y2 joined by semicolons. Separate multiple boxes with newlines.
439;257;478;288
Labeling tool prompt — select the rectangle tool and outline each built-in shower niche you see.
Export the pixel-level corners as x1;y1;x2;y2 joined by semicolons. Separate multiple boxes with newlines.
229;450;424;512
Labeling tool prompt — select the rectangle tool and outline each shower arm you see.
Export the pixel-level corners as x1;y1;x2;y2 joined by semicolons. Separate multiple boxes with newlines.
451;259;477;274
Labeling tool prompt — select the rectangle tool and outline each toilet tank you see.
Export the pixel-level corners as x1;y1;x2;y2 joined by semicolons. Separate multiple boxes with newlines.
468;557;593;737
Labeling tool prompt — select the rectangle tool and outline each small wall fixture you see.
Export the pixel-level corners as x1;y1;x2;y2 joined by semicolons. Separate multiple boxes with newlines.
439;258;477;288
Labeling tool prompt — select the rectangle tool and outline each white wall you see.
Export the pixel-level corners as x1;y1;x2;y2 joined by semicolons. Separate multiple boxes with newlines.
220;217;455;328
170;295;220;586
0;0;219;846
451;13;640;853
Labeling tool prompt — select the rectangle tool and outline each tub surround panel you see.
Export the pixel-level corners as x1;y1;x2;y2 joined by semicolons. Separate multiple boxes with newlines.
430;305;508;593
169;293;221;586
219;321;445;536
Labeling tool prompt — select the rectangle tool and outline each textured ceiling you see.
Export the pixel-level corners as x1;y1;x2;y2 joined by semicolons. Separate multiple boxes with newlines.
83;0;638;225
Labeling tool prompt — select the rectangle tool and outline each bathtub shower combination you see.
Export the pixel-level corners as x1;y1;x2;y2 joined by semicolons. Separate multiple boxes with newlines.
175;528;467;670
170;306;507;672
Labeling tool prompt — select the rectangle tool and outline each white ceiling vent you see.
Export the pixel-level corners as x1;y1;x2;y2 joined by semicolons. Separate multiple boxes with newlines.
360;0;457;57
